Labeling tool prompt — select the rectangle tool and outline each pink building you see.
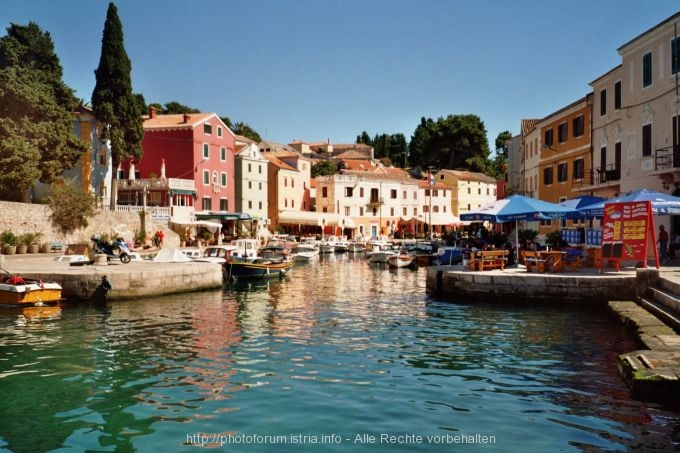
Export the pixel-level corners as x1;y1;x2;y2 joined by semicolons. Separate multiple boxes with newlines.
127;108;236;213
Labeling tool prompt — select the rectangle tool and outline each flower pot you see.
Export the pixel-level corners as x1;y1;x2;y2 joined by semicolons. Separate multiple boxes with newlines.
16;244;28;254
39;244;50;253
2;245;16;255
28;244;40;254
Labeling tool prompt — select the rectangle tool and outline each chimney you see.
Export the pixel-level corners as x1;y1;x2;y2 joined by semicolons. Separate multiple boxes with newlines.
149;106;156;118
183;113;190;124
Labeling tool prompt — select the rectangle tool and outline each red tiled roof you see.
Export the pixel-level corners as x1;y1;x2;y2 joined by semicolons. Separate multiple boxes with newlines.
142;112;216;130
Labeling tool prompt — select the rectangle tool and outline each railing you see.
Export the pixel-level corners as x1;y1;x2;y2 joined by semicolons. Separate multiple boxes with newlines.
117;177;195;191
655;145;680;171
366;197;384;208
114;205;172;218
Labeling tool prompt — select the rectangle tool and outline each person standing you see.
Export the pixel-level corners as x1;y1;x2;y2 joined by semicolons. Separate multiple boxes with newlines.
658;225;670;263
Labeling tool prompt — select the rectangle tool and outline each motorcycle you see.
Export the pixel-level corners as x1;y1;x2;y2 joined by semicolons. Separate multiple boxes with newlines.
91;235;132;264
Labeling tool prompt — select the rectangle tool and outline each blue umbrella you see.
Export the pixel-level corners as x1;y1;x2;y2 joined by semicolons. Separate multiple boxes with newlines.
460;195;578;223
579;189;680;217
461;195;578;264
559;195;607;219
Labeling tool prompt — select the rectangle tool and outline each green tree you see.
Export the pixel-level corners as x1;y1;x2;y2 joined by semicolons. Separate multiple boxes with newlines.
408;115;490;172
489;130;512;180
355;132;408;168
48;179;97;236
231;121;262;142
92;2;144;209
311;159;338;177
0;22;87;201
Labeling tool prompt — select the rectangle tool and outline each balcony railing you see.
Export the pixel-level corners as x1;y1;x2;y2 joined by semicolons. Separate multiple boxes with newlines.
655;145;680;171
366;197;384;208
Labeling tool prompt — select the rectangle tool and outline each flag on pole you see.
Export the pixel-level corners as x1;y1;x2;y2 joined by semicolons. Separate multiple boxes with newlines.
428;171;435;187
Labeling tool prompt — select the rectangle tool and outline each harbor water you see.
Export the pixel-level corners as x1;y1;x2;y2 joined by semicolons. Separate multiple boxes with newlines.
1;254;679;452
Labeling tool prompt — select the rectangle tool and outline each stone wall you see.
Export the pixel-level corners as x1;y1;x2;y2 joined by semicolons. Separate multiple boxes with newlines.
0;200;176;246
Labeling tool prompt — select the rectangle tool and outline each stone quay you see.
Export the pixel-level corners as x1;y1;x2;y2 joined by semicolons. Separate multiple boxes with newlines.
0;254;223;301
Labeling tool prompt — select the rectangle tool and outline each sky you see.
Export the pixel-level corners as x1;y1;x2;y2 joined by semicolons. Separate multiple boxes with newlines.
2;1;680;152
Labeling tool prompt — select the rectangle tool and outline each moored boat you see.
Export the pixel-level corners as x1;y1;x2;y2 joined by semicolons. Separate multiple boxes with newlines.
0;271;63;306
366;249;397;263
291;244;319;262
225;259;293;280
387;254;417;269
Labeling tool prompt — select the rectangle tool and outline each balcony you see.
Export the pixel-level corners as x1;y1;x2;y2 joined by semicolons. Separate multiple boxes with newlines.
655;145;680;171
571;164;620;191
366;197;384;208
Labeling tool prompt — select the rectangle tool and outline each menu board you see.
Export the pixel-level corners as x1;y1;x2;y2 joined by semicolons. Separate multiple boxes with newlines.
601;201;656;271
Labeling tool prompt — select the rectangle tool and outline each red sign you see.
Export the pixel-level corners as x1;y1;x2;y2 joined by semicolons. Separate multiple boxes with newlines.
601;201;657;271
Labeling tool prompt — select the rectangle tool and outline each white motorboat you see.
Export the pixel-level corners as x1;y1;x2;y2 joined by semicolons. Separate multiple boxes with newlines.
366;249;397;263
291;244;319;262
387;254;417;268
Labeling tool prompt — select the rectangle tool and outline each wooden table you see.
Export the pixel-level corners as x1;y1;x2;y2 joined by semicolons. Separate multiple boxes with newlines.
539;251;567;272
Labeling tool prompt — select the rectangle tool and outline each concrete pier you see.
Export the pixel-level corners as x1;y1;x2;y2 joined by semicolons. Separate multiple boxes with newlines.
0;254;224;301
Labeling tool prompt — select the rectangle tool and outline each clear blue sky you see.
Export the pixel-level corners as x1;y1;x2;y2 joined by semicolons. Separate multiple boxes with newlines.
2;1;679;152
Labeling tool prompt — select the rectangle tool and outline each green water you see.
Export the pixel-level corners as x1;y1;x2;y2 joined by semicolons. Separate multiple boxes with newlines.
0;254;678;452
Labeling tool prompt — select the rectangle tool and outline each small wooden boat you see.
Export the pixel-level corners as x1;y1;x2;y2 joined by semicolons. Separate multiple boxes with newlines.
226;259;293;280
0;271;63;306
387;254;417;269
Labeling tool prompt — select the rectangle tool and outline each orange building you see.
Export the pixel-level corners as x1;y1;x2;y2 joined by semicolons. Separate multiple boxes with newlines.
536;94;594;236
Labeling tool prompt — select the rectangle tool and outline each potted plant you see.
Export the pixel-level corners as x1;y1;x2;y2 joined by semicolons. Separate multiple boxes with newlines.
1;230;17;255
24;232;43;254
16;234;30;254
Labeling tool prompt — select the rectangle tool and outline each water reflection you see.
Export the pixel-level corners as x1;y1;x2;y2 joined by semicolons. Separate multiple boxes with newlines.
0;260;678;452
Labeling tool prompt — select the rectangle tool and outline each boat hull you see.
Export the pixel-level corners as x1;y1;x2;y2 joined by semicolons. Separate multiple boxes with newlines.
387;255;417;268
0;281;63;306
226;261;293;279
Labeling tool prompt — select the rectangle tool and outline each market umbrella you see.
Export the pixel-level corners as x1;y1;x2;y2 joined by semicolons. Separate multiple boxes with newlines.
460;195;578;263
558;195;607;219
579;189;680;217
460;195;578;223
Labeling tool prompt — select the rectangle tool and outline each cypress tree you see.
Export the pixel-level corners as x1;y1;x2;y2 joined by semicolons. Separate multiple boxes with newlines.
92;2;144;209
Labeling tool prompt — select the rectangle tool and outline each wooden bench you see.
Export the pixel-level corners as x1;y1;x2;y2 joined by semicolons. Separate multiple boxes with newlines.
477;249;509;271
522;250;547;273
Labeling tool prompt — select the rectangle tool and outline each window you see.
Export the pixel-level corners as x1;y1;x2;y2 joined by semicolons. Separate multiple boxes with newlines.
642;124;652;157
558;122;568;143
248;163;252;172
544;129;554;146
212;171;218;185
220;147;226;161
573;115;584;137
600;89;607;116
673;37;680;75
642;52;652;88
322;187;328;198
220;198;228;211
202;170;210;185
557;163;568;182
573;158;584;179
615;81;621;110
204;123;212;134
203;143;209;159
543;167;553;185
360;187;364;197
390;189;397;199
221;172;227;187
217;126;222;137
403;207;407;216
201;197;211;210
345;187;353;197
345;206;350;216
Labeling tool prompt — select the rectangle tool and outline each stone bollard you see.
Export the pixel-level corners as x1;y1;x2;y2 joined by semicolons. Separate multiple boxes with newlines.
94;254;108;266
